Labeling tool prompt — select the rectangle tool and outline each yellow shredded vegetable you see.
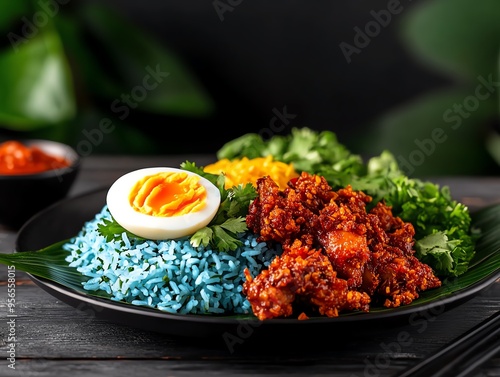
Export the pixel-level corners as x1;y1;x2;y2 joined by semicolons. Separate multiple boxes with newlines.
203;155;299;190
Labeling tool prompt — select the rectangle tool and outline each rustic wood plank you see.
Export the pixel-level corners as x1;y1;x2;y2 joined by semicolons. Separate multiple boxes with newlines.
0;359;394;377
0;352;496;377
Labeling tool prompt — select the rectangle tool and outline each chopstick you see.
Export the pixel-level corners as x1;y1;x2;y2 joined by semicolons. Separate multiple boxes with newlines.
397;310;500;377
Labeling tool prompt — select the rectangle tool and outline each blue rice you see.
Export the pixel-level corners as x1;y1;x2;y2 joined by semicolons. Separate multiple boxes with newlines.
64;206;280;315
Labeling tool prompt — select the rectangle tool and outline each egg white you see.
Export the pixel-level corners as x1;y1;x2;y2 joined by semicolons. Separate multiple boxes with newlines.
106;167;221;240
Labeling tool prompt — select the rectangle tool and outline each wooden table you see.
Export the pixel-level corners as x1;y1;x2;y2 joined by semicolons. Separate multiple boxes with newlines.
1;155;499;377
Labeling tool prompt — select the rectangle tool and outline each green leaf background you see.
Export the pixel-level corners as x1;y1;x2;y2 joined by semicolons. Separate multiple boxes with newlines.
0;1;214;153
360;0;500;176
400;0;500;80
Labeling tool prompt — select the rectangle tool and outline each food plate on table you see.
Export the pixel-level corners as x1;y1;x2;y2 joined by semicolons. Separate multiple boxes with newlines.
13;188;500;339
4;128;500;340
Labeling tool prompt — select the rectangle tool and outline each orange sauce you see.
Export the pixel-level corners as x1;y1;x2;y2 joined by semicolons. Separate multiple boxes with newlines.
0;140;71;175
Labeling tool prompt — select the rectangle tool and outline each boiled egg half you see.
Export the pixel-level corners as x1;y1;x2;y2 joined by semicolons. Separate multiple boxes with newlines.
106;167;221;240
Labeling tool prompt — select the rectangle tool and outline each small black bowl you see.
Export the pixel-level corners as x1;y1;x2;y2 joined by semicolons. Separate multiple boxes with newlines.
0;139;80;229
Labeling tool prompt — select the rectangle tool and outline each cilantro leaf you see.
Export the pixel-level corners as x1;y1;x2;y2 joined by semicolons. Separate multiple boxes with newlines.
97;217;145;243
219;217;248;234
216;133;267;160
189;227;213;248
226;183;258;217
215;126;365;177
180;160;257;252
212;225;243;252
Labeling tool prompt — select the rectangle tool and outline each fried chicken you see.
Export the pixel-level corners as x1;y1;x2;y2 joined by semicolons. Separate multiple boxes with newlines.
242;239;371;320
243;172;442;320
364;202;441;306
316;188;372;288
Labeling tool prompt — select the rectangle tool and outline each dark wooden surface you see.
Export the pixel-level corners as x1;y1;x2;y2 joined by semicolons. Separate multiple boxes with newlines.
0;155;499;377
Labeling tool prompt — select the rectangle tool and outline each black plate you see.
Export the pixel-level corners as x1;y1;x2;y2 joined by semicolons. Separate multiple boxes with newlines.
15;188;500;340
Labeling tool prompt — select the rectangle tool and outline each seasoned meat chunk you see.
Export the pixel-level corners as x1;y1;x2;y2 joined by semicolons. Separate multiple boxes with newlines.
242;240;370;320
244;172;441;320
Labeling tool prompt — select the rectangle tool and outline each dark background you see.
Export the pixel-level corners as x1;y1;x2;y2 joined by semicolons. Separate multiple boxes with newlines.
97;0;449;154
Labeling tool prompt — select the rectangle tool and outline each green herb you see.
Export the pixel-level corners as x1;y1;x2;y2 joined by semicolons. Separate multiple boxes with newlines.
97;217;146;243
180;161;257;252
217;127;365;177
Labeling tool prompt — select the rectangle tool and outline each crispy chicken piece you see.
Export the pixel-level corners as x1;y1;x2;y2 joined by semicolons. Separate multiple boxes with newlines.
242;240;371;320
318;229;371;288
245;172;442;319
370;246;441;307
246;172;329;247
367;202;441;306
246;175;305;245
316;187;373;288
370;202;415;255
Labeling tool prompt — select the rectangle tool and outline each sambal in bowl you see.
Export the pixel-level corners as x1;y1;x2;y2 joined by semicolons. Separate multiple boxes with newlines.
0;139;80;229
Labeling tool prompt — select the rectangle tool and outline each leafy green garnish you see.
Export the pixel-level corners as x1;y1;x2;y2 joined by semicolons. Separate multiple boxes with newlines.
180;161;257;252
97;217;146;243
218;127;365;177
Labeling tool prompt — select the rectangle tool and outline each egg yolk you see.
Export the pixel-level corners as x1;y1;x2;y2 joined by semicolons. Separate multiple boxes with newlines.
129;172;206;217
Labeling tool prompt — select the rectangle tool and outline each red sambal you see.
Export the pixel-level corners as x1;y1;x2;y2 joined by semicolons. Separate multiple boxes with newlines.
0;141;71;175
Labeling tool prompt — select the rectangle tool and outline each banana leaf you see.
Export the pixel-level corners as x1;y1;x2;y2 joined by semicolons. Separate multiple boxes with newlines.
0;203;499;318
0;26;76;129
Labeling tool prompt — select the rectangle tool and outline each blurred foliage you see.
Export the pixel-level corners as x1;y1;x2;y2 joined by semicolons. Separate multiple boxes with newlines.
359;0;500;177
0;1;214;154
